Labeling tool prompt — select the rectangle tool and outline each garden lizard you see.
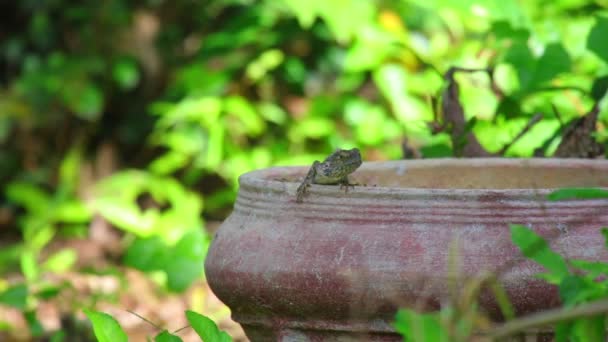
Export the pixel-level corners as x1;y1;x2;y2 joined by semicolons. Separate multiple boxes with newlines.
295;148;362;203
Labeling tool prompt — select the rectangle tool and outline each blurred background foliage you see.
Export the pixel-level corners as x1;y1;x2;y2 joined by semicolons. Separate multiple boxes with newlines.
0;0;608;339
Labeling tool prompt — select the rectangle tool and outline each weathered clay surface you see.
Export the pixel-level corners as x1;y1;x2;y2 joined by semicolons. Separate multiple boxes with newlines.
205;158;608;341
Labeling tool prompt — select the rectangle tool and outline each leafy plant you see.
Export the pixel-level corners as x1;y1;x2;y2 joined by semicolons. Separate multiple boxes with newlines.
1;0;608;340
394;187;608;341
84;309;232;342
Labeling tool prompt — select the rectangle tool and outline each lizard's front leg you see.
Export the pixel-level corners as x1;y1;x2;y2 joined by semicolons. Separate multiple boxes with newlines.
296;161;319;203
338;176;357;193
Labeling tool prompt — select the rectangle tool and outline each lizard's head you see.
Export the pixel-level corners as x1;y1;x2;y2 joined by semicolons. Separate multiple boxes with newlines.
322;148;363;177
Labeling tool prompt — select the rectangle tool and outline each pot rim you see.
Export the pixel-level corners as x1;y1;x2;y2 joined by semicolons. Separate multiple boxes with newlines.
238;158;608;200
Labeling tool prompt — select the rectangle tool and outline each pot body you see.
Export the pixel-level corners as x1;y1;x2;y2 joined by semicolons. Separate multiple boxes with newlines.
205;159;608;341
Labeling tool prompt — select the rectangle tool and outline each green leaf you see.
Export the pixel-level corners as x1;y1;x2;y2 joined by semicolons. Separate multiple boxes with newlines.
224;96;265;136
421;143;453;158
394;308;447;342
113;57;140;90
53;200;91;223
25;310;44;337
373;63;427;124
0;284;27;309
548;188;608;201
185;310;232;342
83;309;128;342
155;330;183;342
555;321;573;342
124;236;170;272
64;83;103;121
35;285;64;300
20;250;38;281
280;0;318;28
559;275;589;305
591;75;608;102
510;224;569;280
344;25;395;71
94;198;158;236
571;259;608;278
325;1;374;42
587;16;608;64
503;42;535;88
41;248;77;273
5;181;50;214
50;330;66;342
531;43;571;87
58;146;82;195
164;229;209;292
491;20;530;42
149;151;190;175
289;117;335;140
245;49;284;82
571;315;606;341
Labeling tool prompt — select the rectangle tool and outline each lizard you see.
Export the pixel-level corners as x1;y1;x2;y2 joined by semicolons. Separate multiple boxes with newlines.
295;148;363;203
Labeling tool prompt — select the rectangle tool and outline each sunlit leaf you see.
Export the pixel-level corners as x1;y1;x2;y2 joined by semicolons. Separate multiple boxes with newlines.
94;198;158;237
186;310;232;342
571;315;606;341
54;200;91;223
28;224;55;251
5;182;50;215
394;308;448;342
58;146;82;195
344;25;395;71
124;236;170;272
318;0;375;43
280;0;318;28
84;309;128;342
155;330;183;342
245;49;284;82
510;224;569;281
149;151;190;175
165;229;210;292
224;96;265;136
41;248;77;273
289;117;335;140
20;250;38;281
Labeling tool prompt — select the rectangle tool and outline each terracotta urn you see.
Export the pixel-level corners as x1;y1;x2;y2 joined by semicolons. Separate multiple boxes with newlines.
204;158;608;341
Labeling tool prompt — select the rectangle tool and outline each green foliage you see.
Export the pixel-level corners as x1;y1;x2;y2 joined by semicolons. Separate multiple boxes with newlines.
510;224;569;283
510;224;608;341
4;149;87;282
395;187;608;341
2;0;608;339
124;229;210;292
155;331;183;342
394;309;448;342
0;284;28;310
186;310;233;342
83;309;232;342
83;309;128;342
547;188;608;201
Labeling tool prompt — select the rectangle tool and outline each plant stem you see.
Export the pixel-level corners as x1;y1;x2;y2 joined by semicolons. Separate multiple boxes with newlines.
487;298;608;339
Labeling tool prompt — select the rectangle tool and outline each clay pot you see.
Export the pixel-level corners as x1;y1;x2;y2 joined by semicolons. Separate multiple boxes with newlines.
204;158;608;341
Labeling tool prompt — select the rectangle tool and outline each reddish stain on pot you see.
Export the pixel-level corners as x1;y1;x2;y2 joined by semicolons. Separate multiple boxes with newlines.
205;158;608;340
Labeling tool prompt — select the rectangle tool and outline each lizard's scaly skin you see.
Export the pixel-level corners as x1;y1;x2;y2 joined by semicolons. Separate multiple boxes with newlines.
295;148;362;203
